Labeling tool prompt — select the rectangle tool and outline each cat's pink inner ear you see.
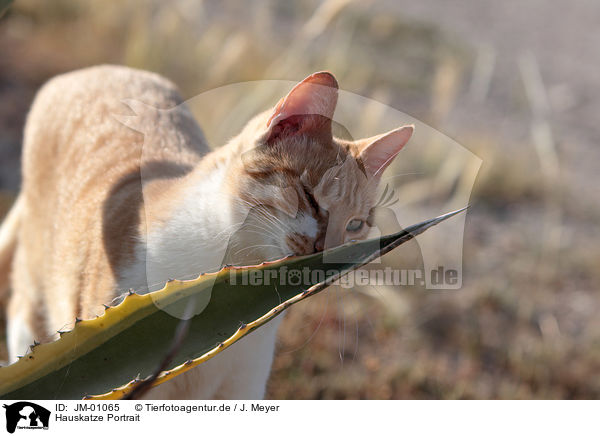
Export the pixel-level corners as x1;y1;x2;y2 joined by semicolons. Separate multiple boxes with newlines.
266;71;338;141
359;125;414;178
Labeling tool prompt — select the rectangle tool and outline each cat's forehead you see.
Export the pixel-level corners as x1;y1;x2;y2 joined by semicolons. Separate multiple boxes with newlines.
245;135;341;179
241;133;375;212
312;154;373;210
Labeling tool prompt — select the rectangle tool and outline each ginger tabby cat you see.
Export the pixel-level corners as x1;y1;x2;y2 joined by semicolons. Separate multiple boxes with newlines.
0;65;413;399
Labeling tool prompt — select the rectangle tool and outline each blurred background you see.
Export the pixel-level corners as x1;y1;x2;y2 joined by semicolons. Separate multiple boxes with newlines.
0;0;598;399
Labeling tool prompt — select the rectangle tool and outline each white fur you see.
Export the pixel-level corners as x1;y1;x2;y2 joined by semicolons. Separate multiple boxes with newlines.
118;159;287;399
119;165;239;293
7;315;34;363
297;212;318;239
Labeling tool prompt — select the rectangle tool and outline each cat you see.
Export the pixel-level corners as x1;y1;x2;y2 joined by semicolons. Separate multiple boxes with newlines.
0;65;413;399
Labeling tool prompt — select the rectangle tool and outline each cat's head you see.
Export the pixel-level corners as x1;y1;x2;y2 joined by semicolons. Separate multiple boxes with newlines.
227;72;413;261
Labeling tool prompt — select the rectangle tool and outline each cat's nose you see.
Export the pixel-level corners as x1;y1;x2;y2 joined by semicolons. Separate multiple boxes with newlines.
314;235;325;252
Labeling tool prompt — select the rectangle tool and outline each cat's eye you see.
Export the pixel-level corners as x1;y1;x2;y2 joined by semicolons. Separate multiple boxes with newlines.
346;219;364;232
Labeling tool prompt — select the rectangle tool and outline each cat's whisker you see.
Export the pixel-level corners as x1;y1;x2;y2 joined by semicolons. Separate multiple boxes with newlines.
382;171;424;180
246;209;286;229
261;211;296;233
241;196;296;234
240;229;282;241
251;213;293;237
211;220;245;240
233;243;283;258
234;245;280;257
249;205;295;233
257;217;292;236
240;223;284;241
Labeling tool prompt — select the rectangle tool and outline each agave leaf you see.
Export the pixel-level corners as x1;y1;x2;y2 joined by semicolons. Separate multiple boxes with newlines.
0;207;466;399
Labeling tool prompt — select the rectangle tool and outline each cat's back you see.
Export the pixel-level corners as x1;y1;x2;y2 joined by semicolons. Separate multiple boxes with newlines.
23;64;207;186
16;65;208;325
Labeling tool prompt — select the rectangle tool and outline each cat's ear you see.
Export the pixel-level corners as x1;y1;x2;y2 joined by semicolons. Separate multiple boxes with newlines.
265;71;338;143
358;125;414;178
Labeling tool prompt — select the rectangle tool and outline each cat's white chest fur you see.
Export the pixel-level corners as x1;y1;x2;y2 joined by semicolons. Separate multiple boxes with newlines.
120;165;234;292
118;163;283;400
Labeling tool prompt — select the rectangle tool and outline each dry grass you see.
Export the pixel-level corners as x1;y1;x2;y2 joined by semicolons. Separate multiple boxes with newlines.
0;0;597;398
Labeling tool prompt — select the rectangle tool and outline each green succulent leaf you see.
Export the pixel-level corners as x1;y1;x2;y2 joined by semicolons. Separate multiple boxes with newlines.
0;207;466;400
